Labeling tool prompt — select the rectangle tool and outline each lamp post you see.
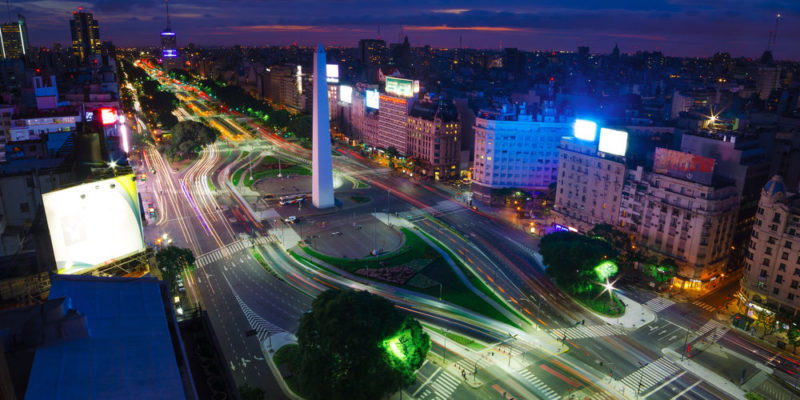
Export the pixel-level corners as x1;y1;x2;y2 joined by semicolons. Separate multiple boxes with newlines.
636;361;649;400
442;328;449;365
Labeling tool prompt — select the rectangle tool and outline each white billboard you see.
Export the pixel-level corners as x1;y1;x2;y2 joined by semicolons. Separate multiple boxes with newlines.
326;64;339;83
573;119;597;142
339;85;353;104
598;128;628;156
366;89;379;109
43;174;145;274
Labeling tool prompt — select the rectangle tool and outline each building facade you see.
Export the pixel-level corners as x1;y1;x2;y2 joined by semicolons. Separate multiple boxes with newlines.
620;165;739;288
553;136;626;233
471;104;568;201
70;10;101;64
0;15;29;60
377;92;412;154
742;176;800;318
407;100;460;180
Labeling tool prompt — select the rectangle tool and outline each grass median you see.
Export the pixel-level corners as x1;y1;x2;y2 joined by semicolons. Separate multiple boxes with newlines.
300;228;519;328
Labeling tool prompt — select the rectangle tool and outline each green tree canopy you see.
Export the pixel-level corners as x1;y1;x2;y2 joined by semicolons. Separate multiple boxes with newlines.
539;231;617;292
155;245;195;291
296;289;430;400
167;120;219;158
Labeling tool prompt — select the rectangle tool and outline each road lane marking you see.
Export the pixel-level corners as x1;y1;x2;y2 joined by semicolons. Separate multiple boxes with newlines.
669;380;701;400
642;371;687;399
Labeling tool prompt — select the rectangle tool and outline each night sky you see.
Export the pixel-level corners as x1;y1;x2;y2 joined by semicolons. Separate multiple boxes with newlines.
14;0;800;59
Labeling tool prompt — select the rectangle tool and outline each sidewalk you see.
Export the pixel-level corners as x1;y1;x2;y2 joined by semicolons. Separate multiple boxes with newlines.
594;292;656;329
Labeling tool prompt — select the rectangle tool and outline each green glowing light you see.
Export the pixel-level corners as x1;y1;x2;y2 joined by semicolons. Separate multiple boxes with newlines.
594;260;618;280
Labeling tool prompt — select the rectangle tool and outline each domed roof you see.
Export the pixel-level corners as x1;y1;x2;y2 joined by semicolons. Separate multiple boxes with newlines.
764;175;786;197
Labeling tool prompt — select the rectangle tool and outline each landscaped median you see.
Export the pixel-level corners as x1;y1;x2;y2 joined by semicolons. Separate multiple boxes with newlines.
231;154;310;188
296;227;520;328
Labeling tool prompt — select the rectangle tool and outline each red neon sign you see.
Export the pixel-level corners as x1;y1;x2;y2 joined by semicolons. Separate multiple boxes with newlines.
100;108;117;126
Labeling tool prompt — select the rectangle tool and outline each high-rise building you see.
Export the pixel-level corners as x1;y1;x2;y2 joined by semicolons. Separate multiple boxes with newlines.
741;176;800;318
471;104;568;201
553;126;627;233
70;9;100;63
407;100;460;181
378;92;413;154
160;0;177;59
678;130;770;269
0;14;29;59
756;50;781;101
359;39;386;67
620;151;739;289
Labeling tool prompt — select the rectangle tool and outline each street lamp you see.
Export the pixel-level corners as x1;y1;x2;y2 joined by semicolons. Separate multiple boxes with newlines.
635;361;649;400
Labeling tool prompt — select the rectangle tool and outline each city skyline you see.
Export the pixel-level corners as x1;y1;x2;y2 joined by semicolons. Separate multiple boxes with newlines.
11;0;800;59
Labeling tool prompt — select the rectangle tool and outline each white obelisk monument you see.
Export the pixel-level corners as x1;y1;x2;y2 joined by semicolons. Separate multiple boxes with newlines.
312;43;335;208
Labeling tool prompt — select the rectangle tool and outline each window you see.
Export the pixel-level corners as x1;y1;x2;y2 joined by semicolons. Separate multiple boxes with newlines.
785;242;793;249
783;252;790;261
760;270;768;277
777;275;784;284
774;287;781;295
792;280;798;289
766;247;773;255
790;293;795;301
774;213;782;223
795;268;800;276
780;263;787;271
763;258;771;266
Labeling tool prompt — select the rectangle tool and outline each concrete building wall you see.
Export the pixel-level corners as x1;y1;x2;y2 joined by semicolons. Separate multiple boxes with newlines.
377;93;412;154
742;176;800;317
553;137;625;233
472;112;567;200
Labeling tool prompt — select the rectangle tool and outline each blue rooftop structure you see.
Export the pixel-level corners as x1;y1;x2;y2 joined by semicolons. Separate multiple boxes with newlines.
24;275;191;400
764;175;786;197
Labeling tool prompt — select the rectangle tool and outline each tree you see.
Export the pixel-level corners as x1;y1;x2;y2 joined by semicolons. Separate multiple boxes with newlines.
156;245;195;291
787;324;800;352
168;120;219;158
296;290;430;400
539;231;616;293
238;384;264;400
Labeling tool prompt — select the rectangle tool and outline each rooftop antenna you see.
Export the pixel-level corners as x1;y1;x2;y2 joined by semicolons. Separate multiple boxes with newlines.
165;0;171;30
6;0;10;23
377;24;381;39
459;35;462;49
771;13;781;50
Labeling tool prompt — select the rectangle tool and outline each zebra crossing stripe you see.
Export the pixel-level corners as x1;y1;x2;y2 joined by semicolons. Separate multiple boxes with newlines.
620;357;679;392
517;369;560;399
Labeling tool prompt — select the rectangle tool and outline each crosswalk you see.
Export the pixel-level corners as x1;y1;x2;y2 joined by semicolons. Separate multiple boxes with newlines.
620;357;680;394
404;201;468;221
195;237;273;267
550;324;626;340
517;368;560;400
416;368;461;400
693;300;717;313
224;273;284;342
455;355;492;373
697;319;728;338
645;296;675;313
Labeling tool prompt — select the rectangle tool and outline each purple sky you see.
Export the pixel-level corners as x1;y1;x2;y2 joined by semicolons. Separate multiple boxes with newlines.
15;0;800;59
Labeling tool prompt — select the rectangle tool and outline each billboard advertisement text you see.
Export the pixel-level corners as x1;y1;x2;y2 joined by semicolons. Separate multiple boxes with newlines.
653;147;715;185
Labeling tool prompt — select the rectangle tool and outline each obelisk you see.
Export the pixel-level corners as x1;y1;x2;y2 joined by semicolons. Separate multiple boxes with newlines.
312;43;335;208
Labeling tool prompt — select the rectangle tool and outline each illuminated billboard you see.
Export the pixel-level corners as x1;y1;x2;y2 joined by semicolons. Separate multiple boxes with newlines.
42;174;145;274
653;147;715;185
385;77;415;98
162;49;177;58
326;64;339;83
99;108;117;126
598;128;628;156
573;119;597;141
366;89;379;109
339;85;353;104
